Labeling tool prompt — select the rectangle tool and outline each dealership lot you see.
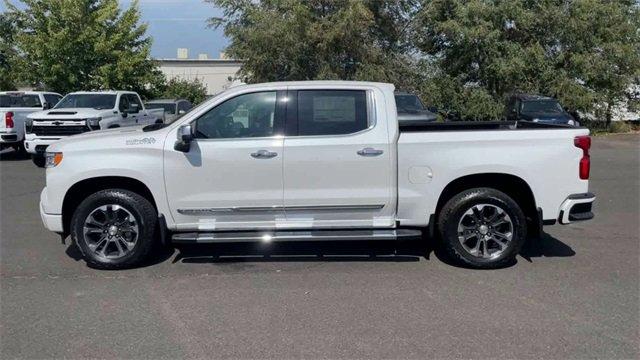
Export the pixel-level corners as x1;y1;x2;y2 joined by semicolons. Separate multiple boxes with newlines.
0;134;638;359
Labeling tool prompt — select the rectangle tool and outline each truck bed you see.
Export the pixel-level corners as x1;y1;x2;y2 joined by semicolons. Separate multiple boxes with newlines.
399;120;577;132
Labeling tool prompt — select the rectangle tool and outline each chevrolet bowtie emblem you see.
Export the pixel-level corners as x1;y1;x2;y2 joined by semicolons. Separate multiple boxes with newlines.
52;121;63;126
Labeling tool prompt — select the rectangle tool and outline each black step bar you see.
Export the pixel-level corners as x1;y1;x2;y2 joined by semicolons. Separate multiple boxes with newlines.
172;229;423;244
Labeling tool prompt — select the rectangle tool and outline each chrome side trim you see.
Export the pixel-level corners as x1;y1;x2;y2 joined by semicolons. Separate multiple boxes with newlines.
172;228;422;243
285;204;384;211
177;204;385;215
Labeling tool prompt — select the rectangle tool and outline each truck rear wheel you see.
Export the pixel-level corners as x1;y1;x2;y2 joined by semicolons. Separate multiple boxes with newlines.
437;188;527;269
70;189;157;269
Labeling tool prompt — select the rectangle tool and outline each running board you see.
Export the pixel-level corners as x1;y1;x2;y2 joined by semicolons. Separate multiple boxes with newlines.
172;229;423;244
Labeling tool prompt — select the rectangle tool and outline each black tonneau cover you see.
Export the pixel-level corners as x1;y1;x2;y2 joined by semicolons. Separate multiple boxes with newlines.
399;120;578;132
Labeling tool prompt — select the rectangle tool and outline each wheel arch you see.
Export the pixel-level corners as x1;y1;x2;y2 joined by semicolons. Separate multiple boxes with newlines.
62;176;157;235
434;173;538;231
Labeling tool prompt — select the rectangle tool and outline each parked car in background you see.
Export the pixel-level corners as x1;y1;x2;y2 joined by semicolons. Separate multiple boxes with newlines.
506;94;578;126
25;91;164;167
0;91;62;154
38;81;594;270
145;99;192;124
394;92;437;125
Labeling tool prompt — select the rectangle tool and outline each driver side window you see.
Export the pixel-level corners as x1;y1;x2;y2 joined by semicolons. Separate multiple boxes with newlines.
195;92;277;139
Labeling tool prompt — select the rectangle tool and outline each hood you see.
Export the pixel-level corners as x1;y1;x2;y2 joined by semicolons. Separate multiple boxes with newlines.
47;125;165;153
520;112;573;124
28;107;112;120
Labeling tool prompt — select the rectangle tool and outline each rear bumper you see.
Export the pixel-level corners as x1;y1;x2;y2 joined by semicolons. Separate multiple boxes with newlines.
0;130;21;144
559;192;595;224
40;188;63;233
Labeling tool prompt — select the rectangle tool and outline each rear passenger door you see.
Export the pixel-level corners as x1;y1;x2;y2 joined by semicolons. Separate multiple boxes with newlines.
282;88;395;228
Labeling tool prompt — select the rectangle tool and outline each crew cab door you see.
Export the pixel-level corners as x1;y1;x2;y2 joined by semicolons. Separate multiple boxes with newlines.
164;89;286;230
117;95;137;127
282;87;396;228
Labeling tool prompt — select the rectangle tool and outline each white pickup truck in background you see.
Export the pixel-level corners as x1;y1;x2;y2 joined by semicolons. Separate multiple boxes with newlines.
0;91;62;153
38;81;595;270
25;91;164;167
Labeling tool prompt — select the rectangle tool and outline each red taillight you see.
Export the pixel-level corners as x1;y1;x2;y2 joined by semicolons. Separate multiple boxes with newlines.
5;112;14;128
574;135;591;179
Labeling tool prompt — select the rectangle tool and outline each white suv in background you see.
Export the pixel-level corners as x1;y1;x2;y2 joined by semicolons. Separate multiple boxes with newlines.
0;91;62;154
25;91;164;166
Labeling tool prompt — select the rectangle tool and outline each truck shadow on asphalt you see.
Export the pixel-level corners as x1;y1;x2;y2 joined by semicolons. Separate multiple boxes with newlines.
167;232;575;269
64;229;575;270
0;149;30;161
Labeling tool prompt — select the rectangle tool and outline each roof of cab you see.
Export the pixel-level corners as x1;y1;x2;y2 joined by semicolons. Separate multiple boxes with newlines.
67;90;138;95
0;91;61;95
510;93;556;101
231;80;395;91
146;98;187;104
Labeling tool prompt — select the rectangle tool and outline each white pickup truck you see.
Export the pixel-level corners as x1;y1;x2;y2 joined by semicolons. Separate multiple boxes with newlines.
0;91;62;153
25;91;164;167
38;81;595;270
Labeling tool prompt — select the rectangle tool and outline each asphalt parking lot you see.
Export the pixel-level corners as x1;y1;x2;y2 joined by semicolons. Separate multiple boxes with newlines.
0;134;638;359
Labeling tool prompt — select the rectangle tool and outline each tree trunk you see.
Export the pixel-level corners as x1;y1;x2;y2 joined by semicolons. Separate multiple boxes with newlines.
605;102;612;129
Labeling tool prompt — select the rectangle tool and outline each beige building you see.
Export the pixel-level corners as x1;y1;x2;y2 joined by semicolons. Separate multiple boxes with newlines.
157;53;243;96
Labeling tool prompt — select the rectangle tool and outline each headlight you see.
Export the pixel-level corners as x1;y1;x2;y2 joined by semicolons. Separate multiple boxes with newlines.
45;152;63;168
532;118;540;123
25;119;33;133
86;117;102;130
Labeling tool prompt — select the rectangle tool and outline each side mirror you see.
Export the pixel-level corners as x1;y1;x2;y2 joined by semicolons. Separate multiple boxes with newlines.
121;110;128;118
43;102;52;110
174;124;194;152
178;109;186;115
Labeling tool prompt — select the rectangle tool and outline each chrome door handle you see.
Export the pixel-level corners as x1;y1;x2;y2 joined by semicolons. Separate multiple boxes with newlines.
251;149;278;159
357;147;384;157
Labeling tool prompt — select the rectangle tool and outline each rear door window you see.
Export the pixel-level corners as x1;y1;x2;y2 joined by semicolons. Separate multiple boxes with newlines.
0;94;42;108
295;90;368;136
44;94;62;107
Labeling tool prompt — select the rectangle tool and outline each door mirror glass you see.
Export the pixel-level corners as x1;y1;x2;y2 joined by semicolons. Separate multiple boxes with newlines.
43;102;52;110
174;124;193;152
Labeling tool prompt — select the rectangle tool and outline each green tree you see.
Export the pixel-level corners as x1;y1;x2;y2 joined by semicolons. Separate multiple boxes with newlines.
5;0;164;96
208;0;421;90
415;0;640;123
160;77;208;105
0;12;19;90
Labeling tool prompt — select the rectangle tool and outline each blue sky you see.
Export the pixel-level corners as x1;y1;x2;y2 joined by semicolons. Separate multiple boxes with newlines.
2;0;229;59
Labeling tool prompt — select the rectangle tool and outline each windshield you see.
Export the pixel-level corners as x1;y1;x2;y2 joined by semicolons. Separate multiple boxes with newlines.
0;94;42;108
146;103;176;114
395;94;425;112
521;100;564;114
54;94;117;110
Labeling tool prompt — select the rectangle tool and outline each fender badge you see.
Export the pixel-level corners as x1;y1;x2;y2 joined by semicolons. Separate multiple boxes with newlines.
126;137;157;145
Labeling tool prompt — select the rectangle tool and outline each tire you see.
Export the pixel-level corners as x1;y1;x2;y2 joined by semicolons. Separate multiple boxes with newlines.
70;189;157;269
14;142;27;156
437;188;527;269
32;155;46;167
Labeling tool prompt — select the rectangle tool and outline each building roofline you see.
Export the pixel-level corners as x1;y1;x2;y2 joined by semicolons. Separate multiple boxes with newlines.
156;58;243;64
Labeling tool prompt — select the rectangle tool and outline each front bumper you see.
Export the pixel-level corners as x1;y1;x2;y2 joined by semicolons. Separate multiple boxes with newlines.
559;192;595;224
24;137;60;154
40;188;63;233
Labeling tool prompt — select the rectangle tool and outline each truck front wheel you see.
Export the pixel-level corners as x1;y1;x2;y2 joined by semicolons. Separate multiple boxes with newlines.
70;189;157;269
32;155;46;168
437;188;527;269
